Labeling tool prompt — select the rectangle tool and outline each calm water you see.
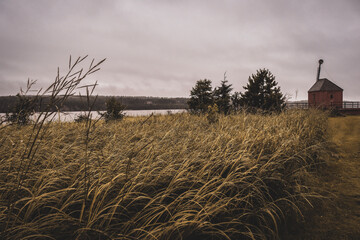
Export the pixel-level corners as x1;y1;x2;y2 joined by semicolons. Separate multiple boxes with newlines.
0;109;186;122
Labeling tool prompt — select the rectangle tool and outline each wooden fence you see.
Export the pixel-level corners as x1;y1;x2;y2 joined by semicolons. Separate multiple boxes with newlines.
286;101;360;110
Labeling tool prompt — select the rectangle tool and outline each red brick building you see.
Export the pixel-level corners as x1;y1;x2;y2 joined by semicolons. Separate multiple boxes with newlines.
308;59;343;109
308;78;343;108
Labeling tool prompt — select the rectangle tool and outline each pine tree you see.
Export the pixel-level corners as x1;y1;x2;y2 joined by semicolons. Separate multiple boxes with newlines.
240;69;285;112
188;79;213;114
231;92;241;112
102;97;126;122
5;94;36;125
213;73;232;114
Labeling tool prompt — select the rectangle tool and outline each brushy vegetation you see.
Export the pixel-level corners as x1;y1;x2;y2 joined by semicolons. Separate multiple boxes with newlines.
0;110;332;239
5;92;37;125
101;97;126;122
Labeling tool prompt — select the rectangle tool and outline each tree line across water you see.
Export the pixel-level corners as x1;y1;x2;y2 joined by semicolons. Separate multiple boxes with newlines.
0;95;188;113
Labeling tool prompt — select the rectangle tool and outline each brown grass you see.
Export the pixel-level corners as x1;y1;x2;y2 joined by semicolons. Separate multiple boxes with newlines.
0;110;332;239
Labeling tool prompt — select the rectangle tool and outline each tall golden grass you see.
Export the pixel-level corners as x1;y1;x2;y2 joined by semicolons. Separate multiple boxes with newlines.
0;110;331;239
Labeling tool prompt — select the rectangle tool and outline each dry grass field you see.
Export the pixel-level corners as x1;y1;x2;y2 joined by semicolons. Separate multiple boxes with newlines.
0;110;344;239
281;115;360;240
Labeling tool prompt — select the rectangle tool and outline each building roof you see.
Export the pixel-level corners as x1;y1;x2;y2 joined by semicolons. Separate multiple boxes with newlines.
308;78;343;92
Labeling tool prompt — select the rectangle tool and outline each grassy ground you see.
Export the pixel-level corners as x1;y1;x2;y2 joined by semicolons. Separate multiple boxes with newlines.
283;116;360;239
0;110;338;239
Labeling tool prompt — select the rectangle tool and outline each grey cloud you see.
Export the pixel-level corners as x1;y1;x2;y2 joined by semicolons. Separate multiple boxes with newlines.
0;0;359;100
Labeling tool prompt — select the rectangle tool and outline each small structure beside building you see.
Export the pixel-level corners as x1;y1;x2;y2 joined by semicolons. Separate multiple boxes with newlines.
308;59;343;109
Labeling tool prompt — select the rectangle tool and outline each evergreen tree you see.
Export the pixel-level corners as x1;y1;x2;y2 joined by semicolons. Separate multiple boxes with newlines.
5;94;36;125
188;79;213;114
213;73;232;114
240;69;285;112
102;97;126;122
231;92;242;112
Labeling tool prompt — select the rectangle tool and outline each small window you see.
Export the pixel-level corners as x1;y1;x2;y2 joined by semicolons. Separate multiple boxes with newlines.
330;94;333;99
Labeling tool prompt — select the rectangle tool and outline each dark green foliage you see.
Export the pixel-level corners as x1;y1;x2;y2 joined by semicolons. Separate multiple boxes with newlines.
240;69;285;112
74;114;90;123
213;74;233;115
5;94;36;125
231;92;242;112
102;97;126;122
187;79;214;114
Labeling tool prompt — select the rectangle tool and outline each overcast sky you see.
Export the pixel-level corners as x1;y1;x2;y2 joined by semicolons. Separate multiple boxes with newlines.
0;0;359;100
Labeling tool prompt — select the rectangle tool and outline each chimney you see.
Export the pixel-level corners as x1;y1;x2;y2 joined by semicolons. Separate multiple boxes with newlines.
317;59;324;81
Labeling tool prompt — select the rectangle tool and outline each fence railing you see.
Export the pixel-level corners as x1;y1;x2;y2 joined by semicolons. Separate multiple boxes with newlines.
286;101;360;109
341;101;360;109
286;102;309;109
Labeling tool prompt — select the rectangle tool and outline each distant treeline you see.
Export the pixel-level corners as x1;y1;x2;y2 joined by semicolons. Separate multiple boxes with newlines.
0;95;188;113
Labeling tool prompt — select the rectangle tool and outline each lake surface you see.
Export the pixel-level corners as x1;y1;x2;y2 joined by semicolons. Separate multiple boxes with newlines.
0;109;186;122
